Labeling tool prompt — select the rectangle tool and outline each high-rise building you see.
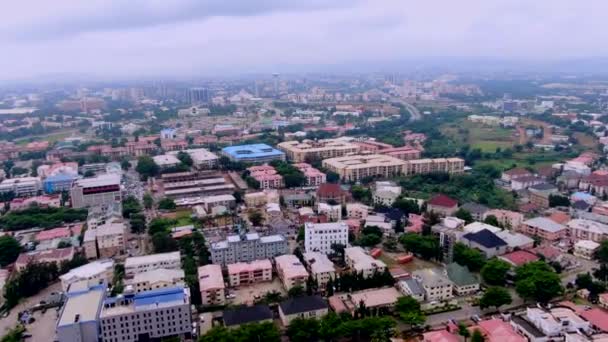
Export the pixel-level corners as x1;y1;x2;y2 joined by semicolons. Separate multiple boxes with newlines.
272;73;280;96
188;87;209;104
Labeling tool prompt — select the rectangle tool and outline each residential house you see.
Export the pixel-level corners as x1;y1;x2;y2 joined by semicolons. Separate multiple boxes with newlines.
445;263;479;296
520;217;567;242
461;229;508;257
278;295;329;326
427;194;459;216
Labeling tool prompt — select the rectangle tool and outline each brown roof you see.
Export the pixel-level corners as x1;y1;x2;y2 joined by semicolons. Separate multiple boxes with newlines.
548;211;571;224
317;183;343;197
428;194;458;208
504;167;532;176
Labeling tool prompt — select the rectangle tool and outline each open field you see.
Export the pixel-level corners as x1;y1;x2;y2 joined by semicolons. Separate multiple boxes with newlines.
441;120;517;152
474;151;565;171
14;129;79;145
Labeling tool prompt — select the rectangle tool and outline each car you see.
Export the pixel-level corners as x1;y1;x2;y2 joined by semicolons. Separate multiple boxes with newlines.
471;315;481;323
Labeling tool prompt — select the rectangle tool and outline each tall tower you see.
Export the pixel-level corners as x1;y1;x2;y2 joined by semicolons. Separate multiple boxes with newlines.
272;73;280;97
188;87;209;104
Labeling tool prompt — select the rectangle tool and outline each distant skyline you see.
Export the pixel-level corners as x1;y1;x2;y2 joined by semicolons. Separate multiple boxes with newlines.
2;0;608;81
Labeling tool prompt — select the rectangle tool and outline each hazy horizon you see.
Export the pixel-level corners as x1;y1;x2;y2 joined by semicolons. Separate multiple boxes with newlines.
3;0;608;81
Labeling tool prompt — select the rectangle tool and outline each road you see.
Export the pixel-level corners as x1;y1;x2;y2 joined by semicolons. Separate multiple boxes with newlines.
390;97;422;121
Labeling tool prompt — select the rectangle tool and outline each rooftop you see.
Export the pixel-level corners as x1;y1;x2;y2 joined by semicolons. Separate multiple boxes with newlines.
60;259;114;283
500;250;540;266
57;287;104;327
303;252;335;274
279;295;328;315
462;229;507;249
130;268;184;285
524;217;566;233
445;262;478;286
223;305;273;326
222;144;285;159
125;251;180;269
348;287;401;308
428;194;458;208
74;174;120;188
275;255;308;279
227;259;272;274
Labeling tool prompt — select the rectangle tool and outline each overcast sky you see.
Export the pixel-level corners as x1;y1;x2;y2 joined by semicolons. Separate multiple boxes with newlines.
2;0;608;80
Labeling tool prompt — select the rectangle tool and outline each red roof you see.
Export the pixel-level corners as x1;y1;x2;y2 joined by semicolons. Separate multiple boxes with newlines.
35;227;71;241
580;308;608;332
317;183;343;198
531;245;561;261
503;167;532;177
428;194;458;208
500;250;539;266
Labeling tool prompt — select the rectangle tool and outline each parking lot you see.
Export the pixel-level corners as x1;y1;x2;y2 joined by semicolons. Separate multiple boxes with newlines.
229;279;286;306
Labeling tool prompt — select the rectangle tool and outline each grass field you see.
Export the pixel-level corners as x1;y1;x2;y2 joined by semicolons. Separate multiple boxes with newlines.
14;130;76;145
441;120;517;152
474;151;565;171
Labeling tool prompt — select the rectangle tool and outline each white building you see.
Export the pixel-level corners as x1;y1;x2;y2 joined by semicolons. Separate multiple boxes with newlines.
413;268;454;302
573;240;600;260
125;268;185;293
346;203;371;219
567;219;608;243
168;148;218;169
56;286;105;342
99;286;192;341
303;252;336;288
71;174;121;209
373;181;402;206
125;251;182;278
0;177;42;197
344;246;387;279
153;154;181;168
317;202;342;222
59;259;115;291
304;222;349;254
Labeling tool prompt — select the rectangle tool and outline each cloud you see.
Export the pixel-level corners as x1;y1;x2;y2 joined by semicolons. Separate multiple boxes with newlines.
0;0;359;41
1;0;608;80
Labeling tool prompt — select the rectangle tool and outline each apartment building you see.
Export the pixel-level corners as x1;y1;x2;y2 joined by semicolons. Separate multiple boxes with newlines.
59;259;115;291
317;202;342;222
293;163;326;186
210;232;288;266
99;287;192;342
124;251;182;278
167;148;218;169
71;174;122;209
247;165;283;189
275;254;309;291
520;217;567;242
344;246;387;278
0;177;42;197
346;203;371;219
198;265;226;307
227;259;273;286
378;146;422;161
573;240;600;260
322;154;407;181
303;252;336;288
201;194;236;211
83;222;127;259
15;247;75;271
402;158;465;175
125;269;185;293
413;268;454;301
278;138;360;163
567;218;608;243
304;221;348;254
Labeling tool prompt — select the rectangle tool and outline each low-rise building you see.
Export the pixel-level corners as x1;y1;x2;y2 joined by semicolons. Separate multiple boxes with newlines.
461;229;508;257
83;222;127;259
0;177;41;197
168;148;218;169
303;252;336;288
397;277;426;302
293;163;327;186
484;209;524;230
317;202;342;221
126;268;185;293
427;194;459;216
221;144;285;164
413;268;454;302
56;285;105;342
445;262;479;296
529;183;559;208
520;217;567;242
125;251;182;277
223;305;273;328
59;259;114;291
15;247;75;271
153;154;181;168
99;287;192;341
275;254;309;291
574;240;600;260
210;232;288;266
567;219;608;243
322;154;406;181
198;265;226;307
345;246;387;278
278;138;360;163
346;203;371;219
227;259;273;287
373;181;402;206
278;295;328;326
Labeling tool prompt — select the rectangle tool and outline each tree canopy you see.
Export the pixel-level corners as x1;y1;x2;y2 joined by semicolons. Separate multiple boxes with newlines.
0;236;21;267
135;155;159;180
479;286;512;310
480;258;511;286
515;261;563;303
453;243;486;272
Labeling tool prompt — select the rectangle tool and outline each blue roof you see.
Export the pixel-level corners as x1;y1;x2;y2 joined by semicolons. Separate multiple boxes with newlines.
463;229;507;248
44;173;77;182
133;286;185;308
222;143;284;159
572;192;594;200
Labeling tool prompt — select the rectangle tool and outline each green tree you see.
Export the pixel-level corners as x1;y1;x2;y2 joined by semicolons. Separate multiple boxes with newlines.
0;236;21;267
157;198;176;210
453;243;486;272
120;159;131;171
177;151;193;167
515;261;564;303
479;286;512;310
326;171;340;183
122;196;142;218
595;240;608;264
286;317;320;342
458;323;471;342
143;193;154;209
152;232;178;253
248;210;264;226
454;208;474;224
399;233;440;260
395;296;425;327
549;194;570;207
480;258;511;286
288;285;305;297
471;329;485;342
135;155;159;180
483;215;500;227
129;214;146;234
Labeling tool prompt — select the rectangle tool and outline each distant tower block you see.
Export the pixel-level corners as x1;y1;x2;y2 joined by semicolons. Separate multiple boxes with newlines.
272;73;280;96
